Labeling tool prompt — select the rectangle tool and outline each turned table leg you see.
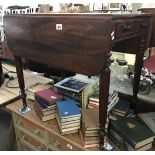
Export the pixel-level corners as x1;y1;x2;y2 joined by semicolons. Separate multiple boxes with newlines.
0;59;4;86
98;53;111;150
14;56;27;109
133;36;146;112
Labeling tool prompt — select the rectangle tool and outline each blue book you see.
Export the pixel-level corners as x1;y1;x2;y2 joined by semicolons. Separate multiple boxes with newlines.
56;100;81;119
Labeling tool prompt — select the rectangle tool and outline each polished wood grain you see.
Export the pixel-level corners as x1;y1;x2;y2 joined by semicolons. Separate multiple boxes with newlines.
4;14;112;76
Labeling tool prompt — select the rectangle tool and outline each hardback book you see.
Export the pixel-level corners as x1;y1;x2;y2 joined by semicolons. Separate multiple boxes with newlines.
88;102;99;108
56;116;80;133
35;95;56;109
111;110;126;117
89;89;118;103
35;88;63;105
110;117;154;149
55;114;80;129
111;98;131;116
35;98;55;111
88;95;119;112
84;139;99;145
35;101;56;116
81;80;98;111
26;82;53;94
34;103;55;121
109;128;153;151
126;108;135;118
83;108;99;131
88;93;99;102
85;136;99;142
60;129;79;136
85;131;99;137
88;100;99;105
137;112;155;134
124;141;153;151
26;82;53;100
107;95;119;113
60;119;80;126
54;77;88;93
79;130;99;148
56;100;81;119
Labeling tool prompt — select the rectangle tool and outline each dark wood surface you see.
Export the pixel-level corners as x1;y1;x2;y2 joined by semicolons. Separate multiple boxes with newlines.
0;60;3;86
138;8;155;47
4;14;112;76
3;13;153;150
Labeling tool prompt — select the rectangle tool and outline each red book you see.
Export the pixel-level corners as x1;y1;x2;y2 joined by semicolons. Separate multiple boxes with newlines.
35;88;63;105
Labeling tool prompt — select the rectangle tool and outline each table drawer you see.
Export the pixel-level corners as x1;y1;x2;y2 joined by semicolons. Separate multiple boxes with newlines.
49;132;85;151
18;131;48;151
115;19;148;38
14;114;47;140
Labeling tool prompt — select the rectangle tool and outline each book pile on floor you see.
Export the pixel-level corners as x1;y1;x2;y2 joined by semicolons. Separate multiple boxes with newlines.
34;88;63;121
56;99;81;135
80;108;100;148
87;90;119;113
109;117;155;151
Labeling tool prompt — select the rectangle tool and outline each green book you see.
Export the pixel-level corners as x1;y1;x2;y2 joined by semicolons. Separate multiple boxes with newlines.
110;117;154;149
109;128;153;151
137;112;155;134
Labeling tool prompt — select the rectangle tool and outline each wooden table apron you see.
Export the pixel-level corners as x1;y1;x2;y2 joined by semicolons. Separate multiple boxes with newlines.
3;13;152;150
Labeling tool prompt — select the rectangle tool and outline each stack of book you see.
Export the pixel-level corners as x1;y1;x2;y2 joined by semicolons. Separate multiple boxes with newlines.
34;88;63;121
56;99;81;135
54;77;89;106
109;117;154;151
26;82;53;100
87;90;119;113
80;108;100;148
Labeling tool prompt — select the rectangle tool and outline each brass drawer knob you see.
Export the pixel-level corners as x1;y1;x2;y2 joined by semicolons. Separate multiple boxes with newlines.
38;144;43;150
34;129;40;136
124;25;131;32
53;141;60;148
16;120;22;125
141;23;147;27
22;135;27;140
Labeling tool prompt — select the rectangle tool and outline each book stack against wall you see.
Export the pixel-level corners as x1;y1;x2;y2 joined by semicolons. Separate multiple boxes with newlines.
87;90;119;113
34;88;63;121
109;117;154;151
26;82;53;101
80;108;100;148
56;99;81;135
